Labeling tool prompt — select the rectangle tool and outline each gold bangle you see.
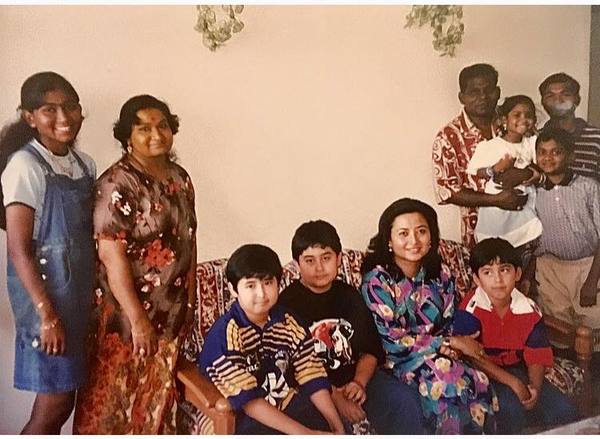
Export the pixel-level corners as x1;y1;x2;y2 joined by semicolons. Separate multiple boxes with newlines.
40;318;59;331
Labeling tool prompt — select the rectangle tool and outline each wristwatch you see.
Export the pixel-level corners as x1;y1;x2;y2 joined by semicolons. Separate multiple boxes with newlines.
485;166;495;179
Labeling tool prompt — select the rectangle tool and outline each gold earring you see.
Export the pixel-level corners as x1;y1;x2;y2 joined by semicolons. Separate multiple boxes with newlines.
127;145;133;154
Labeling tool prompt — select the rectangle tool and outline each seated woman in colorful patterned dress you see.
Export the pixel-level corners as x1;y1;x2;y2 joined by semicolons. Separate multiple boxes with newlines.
73;95;197;434
360;197;498;434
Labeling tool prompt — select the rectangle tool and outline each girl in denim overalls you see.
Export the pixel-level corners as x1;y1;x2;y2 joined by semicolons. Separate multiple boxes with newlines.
0;72;96;433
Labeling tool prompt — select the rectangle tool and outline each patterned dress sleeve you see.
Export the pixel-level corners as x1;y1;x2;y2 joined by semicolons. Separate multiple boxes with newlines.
198;318;262;412
361;268;444;372
93;166;139;242
432;127;462;204
179;165;197;227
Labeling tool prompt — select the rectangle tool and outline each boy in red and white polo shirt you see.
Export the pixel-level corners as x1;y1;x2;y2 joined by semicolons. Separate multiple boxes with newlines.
453;237;578;434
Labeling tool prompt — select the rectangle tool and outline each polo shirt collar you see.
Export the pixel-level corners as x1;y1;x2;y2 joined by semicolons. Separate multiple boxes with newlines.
543;170;576;189
472;286;535;315
232;301;282;329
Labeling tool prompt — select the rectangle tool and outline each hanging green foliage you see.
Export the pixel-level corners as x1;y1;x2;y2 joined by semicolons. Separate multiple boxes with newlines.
405;5;464;57
195;5;244;51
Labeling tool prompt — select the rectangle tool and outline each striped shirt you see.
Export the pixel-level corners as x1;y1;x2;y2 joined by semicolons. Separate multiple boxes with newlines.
198;301;329;412
543;118;600;181
535;173;600;260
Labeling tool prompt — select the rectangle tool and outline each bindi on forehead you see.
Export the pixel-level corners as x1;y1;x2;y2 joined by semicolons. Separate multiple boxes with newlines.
135;113;167;125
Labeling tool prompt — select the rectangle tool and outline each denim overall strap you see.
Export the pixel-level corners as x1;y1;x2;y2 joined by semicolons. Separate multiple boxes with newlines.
70;148;92;179
6;141;95;393
21;143;93;245
21;142;55;176
20;143;91;178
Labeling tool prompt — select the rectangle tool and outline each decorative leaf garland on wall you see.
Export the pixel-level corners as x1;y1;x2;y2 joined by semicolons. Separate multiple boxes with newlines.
193;5;464;56
405;5;464;57
195;5;244;51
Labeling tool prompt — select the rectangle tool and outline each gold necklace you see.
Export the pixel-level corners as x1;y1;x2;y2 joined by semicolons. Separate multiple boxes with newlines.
48;149;76;178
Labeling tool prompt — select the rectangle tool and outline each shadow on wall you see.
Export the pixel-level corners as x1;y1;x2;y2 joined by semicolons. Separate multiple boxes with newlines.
589;6;600;126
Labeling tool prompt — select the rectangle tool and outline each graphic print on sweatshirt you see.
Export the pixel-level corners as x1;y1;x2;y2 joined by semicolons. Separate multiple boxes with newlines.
309;318;354;369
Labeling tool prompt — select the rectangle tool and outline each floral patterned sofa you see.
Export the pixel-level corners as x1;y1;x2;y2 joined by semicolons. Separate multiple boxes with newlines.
175;239;592;434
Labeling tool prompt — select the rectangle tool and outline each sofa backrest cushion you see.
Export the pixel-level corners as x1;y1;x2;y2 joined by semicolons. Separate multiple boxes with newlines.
181;239;473;361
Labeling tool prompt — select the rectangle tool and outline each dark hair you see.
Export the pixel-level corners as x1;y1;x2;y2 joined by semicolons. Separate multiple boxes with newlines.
538;72;580;97
535;127;575;155
0;71;80;230
498;95;536;118
469;237;521;273
226;244;283;292
361;198;441;281
291;219;342;261
459;63;498;93
113;94;179;152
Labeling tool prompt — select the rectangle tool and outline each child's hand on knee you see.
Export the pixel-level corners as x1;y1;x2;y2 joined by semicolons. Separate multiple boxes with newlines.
341;380;366;404
331;387;366;424
510;377;532;405
520;385;539;411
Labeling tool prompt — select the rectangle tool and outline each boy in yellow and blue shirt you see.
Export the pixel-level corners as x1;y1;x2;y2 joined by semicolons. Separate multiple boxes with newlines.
198;244;343;434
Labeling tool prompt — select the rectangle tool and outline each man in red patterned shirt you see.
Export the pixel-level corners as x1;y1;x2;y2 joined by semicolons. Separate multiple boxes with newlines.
432;63;527;248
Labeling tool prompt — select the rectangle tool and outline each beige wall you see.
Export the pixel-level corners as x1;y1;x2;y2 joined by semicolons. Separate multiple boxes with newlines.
0;5;590;433
590;5;600;126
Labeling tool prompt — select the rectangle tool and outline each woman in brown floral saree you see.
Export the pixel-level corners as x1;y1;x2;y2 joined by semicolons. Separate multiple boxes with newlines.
74;95;197;434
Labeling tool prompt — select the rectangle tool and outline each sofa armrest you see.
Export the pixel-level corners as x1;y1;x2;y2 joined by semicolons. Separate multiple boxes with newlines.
544;315;593;417
544;314;576;344
176;359;235;434
544;315;593;362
